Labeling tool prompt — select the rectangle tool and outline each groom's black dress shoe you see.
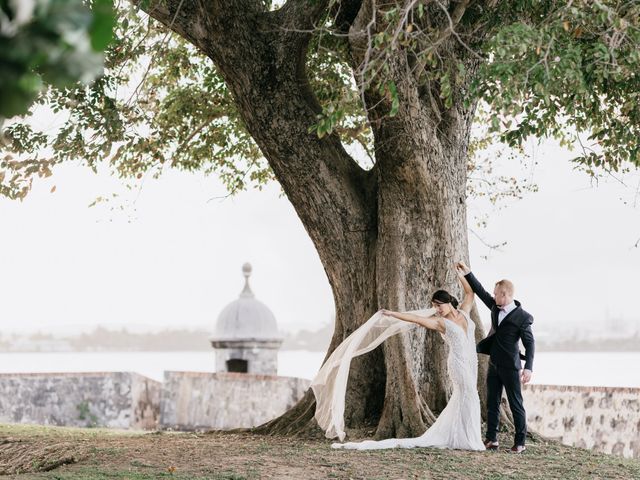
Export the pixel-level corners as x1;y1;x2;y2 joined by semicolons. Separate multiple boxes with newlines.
510;445;526;454
484;440;499;450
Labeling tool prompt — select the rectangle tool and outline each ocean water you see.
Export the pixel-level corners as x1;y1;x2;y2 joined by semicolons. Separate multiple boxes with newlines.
0;350;638;388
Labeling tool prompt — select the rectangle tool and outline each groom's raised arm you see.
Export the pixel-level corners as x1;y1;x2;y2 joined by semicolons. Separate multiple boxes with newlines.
463;272;496;310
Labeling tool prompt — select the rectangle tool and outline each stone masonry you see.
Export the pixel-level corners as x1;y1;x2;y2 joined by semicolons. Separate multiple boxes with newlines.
159;371;310;430
0;372;161;429
523;384;640;458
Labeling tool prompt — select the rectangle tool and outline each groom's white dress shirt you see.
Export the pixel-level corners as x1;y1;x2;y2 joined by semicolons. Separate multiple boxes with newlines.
497;301;516;326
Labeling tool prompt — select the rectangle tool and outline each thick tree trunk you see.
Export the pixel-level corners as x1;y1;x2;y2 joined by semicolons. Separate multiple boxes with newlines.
365;48;484;437
141;0;495;440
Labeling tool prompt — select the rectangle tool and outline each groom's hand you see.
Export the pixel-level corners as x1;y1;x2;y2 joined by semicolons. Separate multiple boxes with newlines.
520;369;532;384
455;261;471;276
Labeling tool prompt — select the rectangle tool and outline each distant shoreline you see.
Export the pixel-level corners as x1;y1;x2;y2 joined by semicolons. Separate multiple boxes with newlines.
2;325;638;353
0;346;638;353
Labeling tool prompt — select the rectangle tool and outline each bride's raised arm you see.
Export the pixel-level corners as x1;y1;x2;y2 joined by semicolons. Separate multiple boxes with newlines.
380;309;445;334
456;264;475;314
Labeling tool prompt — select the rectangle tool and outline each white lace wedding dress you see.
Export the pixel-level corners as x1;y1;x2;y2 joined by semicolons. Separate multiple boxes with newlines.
311;308;485;451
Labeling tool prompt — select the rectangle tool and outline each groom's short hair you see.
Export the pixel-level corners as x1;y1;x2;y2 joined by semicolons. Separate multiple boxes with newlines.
495;279;514;295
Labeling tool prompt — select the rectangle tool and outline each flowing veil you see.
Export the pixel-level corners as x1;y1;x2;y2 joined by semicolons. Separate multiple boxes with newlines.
310;307;436;441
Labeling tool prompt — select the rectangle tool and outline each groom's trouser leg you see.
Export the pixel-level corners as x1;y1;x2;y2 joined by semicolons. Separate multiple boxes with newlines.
501;368;527;446
486;362;503;442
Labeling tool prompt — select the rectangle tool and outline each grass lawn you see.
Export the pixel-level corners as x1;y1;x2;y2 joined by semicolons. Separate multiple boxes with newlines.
1;423;639;479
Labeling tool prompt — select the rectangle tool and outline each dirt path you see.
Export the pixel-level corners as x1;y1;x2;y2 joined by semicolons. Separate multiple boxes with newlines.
1;424;639;479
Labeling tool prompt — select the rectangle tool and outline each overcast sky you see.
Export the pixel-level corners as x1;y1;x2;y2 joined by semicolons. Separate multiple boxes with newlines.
1;134;639;338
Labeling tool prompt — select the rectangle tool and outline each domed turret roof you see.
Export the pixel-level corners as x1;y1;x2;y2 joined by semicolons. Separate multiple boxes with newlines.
211;263;283;342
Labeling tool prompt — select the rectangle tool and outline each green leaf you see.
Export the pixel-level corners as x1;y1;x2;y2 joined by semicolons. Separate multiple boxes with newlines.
90;0;116;51
387;81;399;117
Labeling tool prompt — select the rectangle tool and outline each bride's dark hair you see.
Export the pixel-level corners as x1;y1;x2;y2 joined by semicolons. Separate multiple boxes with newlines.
431;290;459;308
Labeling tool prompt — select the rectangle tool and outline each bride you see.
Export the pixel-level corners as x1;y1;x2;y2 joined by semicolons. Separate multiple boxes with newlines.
312;264;485;451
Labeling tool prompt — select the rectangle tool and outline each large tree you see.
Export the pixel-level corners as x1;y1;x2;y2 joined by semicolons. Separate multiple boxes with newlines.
1;0;639;438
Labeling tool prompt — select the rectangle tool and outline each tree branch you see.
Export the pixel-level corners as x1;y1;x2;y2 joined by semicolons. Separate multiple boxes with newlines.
133;0;375;273
131;0;206;51
413;0;475;77
278;0;332;33
132;0;265;53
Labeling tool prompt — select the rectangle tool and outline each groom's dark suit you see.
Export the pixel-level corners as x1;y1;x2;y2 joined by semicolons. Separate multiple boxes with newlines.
464;272;535;447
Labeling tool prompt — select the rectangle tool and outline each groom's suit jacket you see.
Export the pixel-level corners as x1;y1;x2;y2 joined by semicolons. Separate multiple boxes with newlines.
464;272;535;371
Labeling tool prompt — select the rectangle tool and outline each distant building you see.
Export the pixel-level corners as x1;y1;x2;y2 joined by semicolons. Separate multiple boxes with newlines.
209;263;283;375
161;263;305;431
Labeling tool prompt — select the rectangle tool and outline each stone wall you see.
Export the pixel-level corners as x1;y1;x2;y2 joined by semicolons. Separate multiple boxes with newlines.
524;384;640;458
0;372;161;430
7;370;636;460
159;371;310;430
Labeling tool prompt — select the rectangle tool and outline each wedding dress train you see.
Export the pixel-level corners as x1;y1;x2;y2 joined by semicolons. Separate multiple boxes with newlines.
311;308;485;451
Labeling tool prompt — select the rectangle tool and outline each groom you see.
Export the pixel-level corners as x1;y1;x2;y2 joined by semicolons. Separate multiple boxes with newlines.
456;262;535;454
